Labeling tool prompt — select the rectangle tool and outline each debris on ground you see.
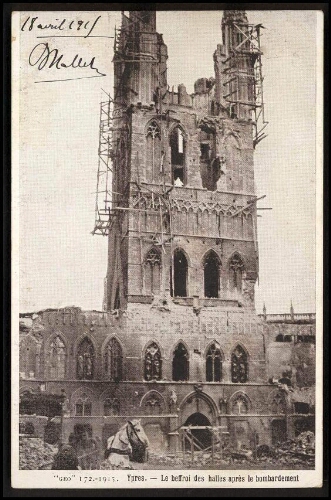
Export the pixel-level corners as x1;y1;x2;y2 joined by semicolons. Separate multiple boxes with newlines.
271;431;315;467
98;442;314;470
230;449;253;462
20;432;315;470
19;436;57;470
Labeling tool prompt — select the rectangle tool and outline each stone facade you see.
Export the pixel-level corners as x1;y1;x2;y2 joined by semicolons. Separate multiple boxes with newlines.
19;10;315;454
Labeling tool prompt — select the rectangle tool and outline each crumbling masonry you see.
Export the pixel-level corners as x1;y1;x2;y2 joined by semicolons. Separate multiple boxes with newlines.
19;10;315;456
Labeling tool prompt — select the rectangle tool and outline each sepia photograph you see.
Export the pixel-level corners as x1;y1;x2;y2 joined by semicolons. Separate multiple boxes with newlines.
11;6;323;489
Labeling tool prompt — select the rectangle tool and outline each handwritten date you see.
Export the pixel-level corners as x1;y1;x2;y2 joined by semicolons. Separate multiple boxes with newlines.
21;16;101;38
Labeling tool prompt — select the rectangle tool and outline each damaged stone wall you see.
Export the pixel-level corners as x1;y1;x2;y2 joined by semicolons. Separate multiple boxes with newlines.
265;322;316;387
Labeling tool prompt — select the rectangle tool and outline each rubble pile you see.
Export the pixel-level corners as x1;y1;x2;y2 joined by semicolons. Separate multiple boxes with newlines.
19;436;57;470
272;431;315;467
65;432;316;471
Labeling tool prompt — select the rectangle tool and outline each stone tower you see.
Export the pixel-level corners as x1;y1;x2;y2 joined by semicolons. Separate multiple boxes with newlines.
106;9;259;313
99;10;270;450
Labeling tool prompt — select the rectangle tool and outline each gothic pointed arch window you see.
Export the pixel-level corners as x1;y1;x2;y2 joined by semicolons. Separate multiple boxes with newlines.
75;393;92;416
206;343;222;382
145;248;161;295
270;392;286;414
146;121;161;182
231;345;248;383
170;126;186;185
199;127;219;191
19;336;39;379
77;338;94;380
49;335;66;379
171;249;188;297
204;251;220;298
104;338;123;381
231;394;249;415
172;343;189;381
144;342;162;381
104;397;120;416
229;253;245;292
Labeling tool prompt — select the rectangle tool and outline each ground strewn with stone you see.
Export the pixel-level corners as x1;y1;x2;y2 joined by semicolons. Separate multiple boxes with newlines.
19;436;57;470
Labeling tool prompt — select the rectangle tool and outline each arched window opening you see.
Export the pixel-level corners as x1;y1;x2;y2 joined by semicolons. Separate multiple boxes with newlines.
104;338;123;381
204;251;220;298
271;393;286;414
145;248;161;295
20;335;40;378
77;338;94;380
143;393;163;414
206;343;222;382
49;336;66;379
170;127;185;185
104;397;120;416
229;253;244;292
232;396;249;415
172;343;189;381
144;342;162;381
199;128;219;191
75;394;92;416
231;345;248;383
171;249;188;297
146;121;161;182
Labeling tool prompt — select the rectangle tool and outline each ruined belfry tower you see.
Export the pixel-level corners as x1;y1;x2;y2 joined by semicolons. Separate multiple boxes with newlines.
94;9;271;448
103;9;264;311
19;10;315;457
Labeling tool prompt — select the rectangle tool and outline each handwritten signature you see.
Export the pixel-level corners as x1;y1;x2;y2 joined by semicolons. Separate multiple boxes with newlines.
29;43;106;80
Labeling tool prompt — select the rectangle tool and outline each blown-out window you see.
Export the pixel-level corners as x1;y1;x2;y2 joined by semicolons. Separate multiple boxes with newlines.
172;343;189;381
199;128;219;191
77;338;94;380
170;127;185;185
204;251;220;298
171;249;188;297
49;336;66;379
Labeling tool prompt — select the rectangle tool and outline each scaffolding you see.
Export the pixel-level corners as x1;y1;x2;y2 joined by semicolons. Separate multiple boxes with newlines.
93;13;269;242
92;90;115;236
180;425;230;466
93;11;168;238
222;21;268;147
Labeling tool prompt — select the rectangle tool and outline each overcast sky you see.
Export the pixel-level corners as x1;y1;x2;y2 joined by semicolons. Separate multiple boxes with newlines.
17;10;319;314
